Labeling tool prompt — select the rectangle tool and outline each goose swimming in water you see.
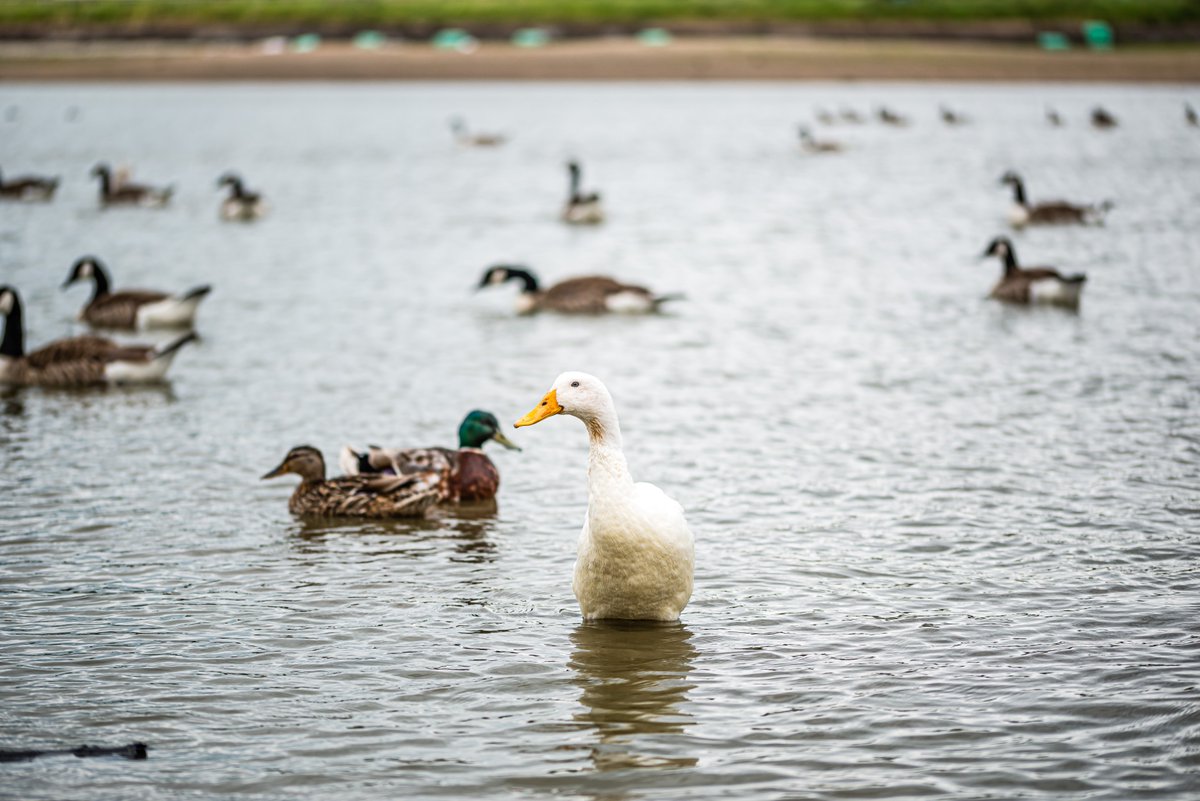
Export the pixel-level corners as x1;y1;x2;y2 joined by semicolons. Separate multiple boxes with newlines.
450;116;506;147
478;265;682;315
940;105;968;126
798;126;842;153
91;163;172;207
1186;103;1198;128
0;286;196;387
339;410;521;504
1046;107;1064;127
514;372;694;621
62;256;211;330
563;161;604;225
0;167;58;201
980;237;1086;309
217;173;268;221
1000;171;1110;228
877;107;909;127
1091;107;1118;129
262;445;442;518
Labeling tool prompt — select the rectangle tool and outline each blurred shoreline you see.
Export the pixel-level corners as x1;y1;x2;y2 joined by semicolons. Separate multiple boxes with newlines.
3;37;1199;83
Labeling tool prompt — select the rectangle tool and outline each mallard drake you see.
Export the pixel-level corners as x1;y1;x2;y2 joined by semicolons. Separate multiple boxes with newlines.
477;265;682;315
62;256;211;330
940;105;968;126
1000;171;1110;228
563;161;604;225
514;372;694;621
339;410;520;504
262;445;441;518
0;285;196;387
877;107;909;127
450;116;506;147
0;168;58;201
1091;107;1118;129
980;237;1086;309
91;163;172;207
798;126;842;153
1046;107;1064;127
217;173;268;221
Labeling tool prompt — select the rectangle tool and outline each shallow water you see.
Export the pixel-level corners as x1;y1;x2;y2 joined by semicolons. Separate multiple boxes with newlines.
1;82;1198;800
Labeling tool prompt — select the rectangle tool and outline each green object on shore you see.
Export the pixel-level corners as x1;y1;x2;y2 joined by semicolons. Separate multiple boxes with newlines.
353;30;387;50
512;28;551;48
637;28;673;47
1082;20;1114;50
1037;32;1071;51
432;28;478;52
292;33;321;53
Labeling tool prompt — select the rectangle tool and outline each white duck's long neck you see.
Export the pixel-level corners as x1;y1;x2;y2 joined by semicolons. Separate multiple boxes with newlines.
583;406;633;503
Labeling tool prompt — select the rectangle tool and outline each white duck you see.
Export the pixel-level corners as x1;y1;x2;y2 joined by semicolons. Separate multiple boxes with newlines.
515;372;694;621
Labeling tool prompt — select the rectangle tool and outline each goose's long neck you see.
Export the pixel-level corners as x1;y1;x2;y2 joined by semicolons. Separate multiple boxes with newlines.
90;265;110;301
584;407;633;503
95;170;111;197
1001;246;1020;277
1;295;24;359
1009;178;1027;206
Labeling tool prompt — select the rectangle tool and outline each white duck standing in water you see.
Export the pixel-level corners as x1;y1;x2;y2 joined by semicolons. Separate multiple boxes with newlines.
515;372;694;621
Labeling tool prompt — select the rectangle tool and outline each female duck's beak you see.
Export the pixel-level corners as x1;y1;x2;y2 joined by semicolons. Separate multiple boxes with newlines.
515;388;562;428
489;430;522;451
261;458;289;480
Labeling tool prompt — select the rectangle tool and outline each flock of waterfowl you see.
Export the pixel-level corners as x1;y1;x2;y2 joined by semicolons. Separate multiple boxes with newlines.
2;98;1192;622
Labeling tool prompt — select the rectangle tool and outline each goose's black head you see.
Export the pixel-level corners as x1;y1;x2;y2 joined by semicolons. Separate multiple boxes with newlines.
0;285;18;318
90;163;110;179
0;285;23;358
999;170;1022;186
477;265;538;293
63;256;106;289
982;236;1014;260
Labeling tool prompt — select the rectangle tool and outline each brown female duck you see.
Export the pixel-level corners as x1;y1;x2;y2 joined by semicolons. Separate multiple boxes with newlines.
262;445;441;518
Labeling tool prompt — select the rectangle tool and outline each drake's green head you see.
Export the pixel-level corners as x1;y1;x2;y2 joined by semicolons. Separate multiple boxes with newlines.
459;410;521;451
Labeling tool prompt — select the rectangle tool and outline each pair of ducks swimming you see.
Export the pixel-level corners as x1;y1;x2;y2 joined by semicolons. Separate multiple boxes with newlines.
88;164;267;220
0;258;210;387
266;373;696;622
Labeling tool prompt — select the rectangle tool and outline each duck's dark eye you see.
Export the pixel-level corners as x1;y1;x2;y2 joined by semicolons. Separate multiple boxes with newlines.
571;381;579;387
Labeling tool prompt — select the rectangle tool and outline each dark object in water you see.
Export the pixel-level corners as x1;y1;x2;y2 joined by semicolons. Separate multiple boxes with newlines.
0;742;148;763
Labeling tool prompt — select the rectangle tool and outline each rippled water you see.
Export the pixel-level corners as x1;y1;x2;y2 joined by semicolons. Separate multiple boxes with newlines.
1;82;1198;800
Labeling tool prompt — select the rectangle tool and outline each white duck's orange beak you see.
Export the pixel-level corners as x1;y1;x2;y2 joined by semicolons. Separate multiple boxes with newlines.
515;388;562;428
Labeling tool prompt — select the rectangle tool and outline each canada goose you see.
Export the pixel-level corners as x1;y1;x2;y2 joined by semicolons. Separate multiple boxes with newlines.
877;107;909;127
563;161;604;225
980;237;1086;308
1186;103;1198;128
815;108;836;126
262;445;441;518
217;173;267;221
1046;107;1064;127
62;256;211;330
1000;171;1111;228
339;410;521;504
940;105;968;126
477;265;682;315
0;286;196;387
0;168;58;201
1091;107;1118;129
797;126;842;153
450;116;506;147
91;163;172;207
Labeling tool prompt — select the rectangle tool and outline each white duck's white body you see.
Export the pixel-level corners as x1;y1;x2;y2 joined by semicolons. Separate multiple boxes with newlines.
516;371;694;621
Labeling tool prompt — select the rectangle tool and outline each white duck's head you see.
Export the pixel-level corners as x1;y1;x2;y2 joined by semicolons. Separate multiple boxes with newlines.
514;371;616;430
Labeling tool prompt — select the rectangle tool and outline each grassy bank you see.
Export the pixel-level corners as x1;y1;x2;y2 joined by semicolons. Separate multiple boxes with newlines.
2;0;1198;30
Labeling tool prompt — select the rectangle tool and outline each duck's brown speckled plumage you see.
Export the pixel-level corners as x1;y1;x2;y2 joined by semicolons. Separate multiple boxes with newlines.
264;446;441;519
357;446;501;503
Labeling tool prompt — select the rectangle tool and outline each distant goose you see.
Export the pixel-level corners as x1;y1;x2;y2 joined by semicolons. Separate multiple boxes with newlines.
62;256;211;329
815;108;836;126
91;163;172;207
340;410;521;504
563;161;604;225
450;116;506;147
1186;103;1198;128
940;105;968;126
217;172;267;221
877;107;909;127
477;265;682;315
0;285;196;387
0;167;58;201
839;108;865;124
1046;107;1064;127
1000;171;1111;228
981;237;1086;308
797;126;842;153
262;445;442;519
1091;107;1118;129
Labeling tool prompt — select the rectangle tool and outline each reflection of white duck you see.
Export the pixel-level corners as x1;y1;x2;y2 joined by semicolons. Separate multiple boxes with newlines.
562;161;604;225
515;372;694;621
